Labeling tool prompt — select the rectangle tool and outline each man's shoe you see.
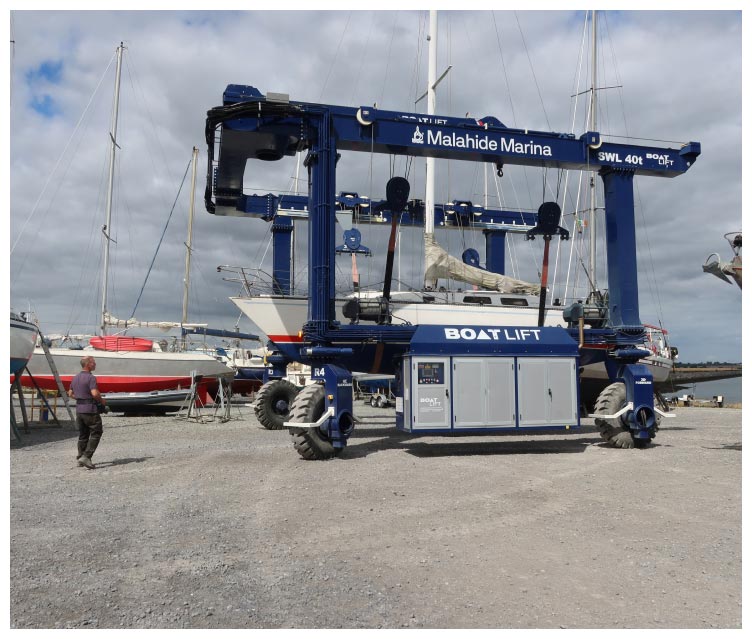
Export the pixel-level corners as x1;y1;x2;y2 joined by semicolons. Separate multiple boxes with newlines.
79;456;96;470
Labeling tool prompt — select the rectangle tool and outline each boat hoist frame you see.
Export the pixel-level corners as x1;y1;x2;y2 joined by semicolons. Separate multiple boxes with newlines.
205;84;700;455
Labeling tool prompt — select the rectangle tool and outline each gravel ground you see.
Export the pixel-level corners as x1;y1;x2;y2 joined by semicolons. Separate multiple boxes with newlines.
9;402;742;629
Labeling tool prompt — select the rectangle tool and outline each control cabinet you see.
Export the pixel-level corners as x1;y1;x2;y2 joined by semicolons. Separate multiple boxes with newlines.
396;325;579;434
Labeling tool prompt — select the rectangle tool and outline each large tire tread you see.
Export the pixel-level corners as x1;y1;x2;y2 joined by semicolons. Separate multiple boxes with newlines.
593;382;656;449
288;384;342;460
254;380;299;430
593;382;628;444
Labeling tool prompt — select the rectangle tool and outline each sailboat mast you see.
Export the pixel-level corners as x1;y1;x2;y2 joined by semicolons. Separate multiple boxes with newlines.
588;11;598;293
182;146;199;331
425;10;438;234
423;10;438;287
99;42;124;336
99;42;125;335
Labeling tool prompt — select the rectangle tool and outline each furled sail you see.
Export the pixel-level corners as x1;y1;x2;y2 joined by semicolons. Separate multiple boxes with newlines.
423;233;541;295
103;313;208;331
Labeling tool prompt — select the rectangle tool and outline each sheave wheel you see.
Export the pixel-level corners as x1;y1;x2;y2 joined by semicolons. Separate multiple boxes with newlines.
593;382;655;449
288;384;343;460
254;380;299;430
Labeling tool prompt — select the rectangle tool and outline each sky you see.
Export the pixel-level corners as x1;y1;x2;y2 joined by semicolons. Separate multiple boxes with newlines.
6;3;746;364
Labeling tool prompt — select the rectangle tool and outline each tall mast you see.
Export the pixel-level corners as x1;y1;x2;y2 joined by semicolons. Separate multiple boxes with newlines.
99;42;124;336
588;11;598;294
182;146;199;337
423;10;438;287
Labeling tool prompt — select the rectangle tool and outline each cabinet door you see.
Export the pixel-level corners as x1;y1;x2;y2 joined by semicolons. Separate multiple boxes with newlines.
453;358;516;429
412;358;450;430
452;358;486;428
485;358;516;427
517;359;549;426
518;358;577;426
547;358;578;424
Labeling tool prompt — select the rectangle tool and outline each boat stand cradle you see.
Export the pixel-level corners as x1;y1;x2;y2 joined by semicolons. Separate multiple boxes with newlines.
11;330;75;441
175;373;237;424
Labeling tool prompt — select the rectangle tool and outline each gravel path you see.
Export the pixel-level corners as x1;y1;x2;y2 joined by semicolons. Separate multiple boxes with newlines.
10;403;742;629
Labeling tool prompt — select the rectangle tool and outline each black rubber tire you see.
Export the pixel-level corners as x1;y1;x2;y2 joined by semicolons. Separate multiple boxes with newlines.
376;395;385;408
593;382;655;449
369;395;376;407
289;384;343;460
254;380;299;430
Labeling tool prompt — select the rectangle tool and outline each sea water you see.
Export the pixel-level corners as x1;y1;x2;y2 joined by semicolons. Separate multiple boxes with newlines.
668;376;743;405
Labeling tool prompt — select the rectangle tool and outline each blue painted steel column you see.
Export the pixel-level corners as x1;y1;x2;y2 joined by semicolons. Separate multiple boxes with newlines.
307;110;337;336
271;215;293;295
600;168;641;328
484;230;507;275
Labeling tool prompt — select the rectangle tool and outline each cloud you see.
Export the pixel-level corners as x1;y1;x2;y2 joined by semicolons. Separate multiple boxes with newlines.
8;9;744;364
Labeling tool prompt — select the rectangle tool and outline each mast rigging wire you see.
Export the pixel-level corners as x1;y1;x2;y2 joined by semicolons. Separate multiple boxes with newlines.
128;156;192;320
319;11;353;102
514;11;551;130
10;54;116;260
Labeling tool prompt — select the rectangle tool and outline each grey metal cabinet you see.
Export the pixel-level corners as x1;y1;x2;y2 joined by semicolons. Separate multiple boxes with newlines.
453;357;515;428
517;357;577;427
411;357;450;430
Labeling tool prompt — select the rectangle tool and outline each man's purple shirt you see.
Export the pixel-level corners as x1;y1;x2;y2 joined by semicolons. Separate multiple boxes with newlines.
70;370;99;414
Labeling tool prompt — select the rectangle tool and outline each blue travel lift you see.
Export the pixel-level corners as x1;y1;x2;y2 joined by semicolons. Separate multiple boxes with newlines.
205;85;700;459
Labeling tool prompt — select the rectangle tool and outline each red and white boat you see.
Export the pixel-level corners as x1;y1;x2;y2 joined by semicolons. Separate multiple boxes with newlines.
21;337;234;396
16;48;233;404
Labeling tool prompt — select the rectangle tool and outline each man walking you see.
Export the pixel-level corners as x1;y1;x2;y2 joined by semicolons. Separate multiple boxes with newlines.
68;356;106;470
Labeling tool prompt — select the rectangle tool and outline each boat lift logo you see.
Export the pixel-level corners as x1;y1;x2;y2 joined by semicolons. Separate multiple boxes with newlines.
444;327;542;341
419;396;442;410
412;126;425;144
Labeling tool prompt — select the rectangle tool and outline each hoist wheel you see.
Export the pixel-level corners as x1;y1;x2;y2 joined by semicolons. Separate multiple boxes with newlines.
593;382;654;449
289;384;343;460
254;380;299;430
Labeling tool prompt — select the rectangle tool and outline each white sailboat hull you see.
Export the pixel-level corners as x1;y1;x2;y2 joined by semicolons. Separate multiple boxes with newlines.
10;315;38;375
230;294;671;384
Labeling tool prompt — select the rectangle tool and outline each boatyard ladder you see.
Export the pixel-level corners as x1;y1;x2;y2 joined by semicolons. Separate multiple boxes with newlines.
37;333;75;422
